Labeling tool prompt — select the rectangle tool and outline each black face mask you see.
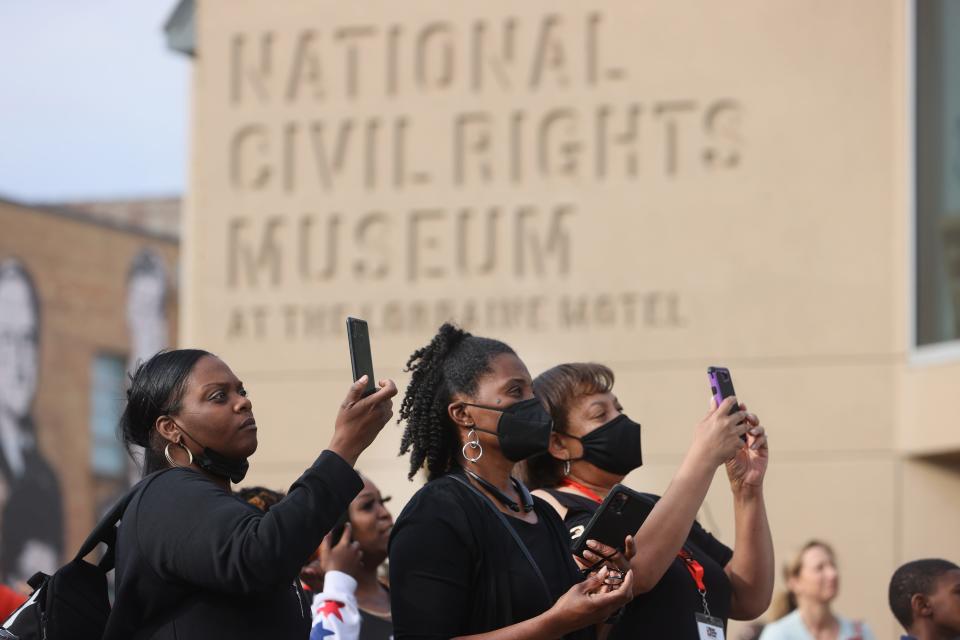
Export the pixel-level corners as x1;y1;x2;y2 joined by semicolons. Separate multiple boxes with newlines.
462;397;553;462
564;414;643;476
175;422;250;484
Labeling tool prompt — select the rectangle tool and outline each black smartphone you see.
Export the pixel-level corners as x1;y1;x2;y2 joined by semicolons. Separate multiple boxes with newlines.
571;484;656;558
707;366;747;441
328;511;350;546
346;317;377;398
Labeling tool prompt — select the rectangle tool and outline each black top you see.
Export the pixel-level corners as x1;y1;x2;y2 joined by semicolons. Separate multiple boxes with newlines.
104;450;363;640
358;609;394;640
389;474;593;640
543;488;734;640
541;488;598;545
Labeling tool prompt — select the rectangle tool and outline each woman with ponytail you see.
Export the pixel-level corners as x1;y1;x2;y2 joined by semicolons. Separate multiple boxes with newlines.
104;349;397;639
760;541;874;640
388;324;634;640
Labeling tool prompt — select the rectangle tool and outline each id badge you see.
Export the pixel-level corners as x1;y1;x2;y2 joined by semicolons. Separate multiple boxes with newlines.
694;612;725;640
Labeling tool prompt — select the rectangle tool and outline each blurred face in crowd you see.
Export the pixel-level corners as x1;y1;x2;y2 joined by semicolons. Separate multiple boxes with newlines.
348;477;393;565
0;270;39;421
919;568;960;636
162;355;258;461
789;544;839;605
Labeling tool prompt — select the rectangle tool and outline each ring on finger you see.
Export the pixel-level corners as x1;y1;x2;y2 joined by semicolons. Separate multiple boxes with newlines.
603;571;624;583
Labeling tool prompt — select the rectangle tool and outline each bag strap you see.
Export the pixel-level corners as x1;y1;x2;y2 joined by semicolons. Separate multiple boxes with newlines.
449;473;553;608
74;469;172;569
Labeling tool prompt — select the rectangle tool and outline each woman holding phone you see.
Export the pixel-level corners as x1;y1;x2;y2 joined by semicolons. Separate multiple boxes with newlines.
104;349;397;639
388;324;634;640
523;363;774;640
301;474;395;640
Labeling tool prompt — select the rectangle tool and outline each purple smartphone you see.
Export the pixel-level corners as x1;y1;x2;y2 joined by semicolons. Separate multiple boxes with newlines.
707;366;747;441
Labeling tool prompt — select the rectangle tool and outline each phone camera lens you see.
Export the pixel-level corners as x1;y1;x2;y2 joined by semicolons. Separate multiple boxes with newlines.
612;493;627;515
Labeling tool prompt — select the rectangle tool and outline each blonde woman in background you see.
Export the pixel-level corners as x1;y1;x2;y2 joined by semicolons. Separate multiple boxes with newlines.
759;540;875;640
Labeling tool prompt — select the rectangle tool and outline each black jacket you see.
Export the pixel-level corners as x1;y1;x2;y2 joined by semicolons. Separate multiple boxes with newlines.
104;450;362;639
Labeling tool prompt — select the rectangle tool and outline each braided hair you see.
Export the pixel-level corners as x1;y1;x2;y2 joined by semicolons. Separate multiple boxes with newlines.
398;323;515;481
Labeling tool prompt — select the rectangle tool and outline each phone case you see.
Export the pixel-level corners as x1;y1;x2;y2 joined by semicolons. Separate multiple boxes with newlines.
329;511;350;546
571;484;656;558
346;317;377;397
707;366;738;416
708;366;747;441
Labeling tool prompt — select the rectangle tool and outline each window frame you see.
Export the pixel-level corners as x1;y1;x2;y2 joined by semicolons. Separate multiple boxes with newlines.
909;0;960;363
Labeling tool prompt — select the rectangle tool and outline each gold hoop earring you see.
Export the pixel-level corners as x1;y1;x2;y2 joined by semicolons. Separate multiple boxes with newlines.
563;459;571;476
164;440;194;468
462;429;483;463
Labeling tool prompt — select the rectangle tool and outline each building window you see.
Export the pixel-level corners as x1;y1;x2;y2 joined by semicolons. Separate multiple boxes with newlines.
90;354;127;477
916;0;960;346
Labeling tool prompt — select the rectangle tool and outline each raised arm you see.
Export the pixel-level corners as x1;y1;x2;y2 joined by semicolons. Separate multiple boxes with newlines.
723;407;774;620
138;377;398;594
613;397;749;595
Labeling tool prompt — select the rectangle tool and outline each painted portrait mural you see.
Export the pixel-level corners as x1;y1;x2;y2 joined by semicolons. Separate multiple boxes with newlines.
0;259;63;586
124;249;170;482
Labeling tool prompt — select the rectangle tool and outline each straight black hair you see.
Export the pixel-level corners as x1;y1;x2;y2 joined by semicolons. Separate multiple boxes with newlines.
119;349;213;475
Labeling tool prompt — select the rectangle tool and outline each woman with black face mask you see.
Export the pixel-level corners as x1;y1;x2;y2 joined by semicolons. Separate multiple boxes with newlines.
388;324;634;640
522;363;775;640
104;349;397;639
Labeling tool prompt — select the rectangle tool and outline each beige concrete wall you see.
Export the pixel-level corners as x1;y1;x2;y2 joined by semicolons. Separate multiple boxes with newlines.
182;0;959;636
900;360;960;453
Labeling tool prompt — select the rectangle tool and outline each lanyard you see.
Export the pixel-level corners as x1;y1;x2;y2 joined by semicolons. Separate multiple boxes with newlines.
678;548;712;617
560;478;604;504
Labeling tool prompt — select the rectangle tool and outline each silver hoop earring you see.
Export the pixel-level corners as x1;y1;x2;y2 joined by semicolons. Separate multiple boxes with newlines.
164;440;194;468
461;429;483;463
563;459;571;476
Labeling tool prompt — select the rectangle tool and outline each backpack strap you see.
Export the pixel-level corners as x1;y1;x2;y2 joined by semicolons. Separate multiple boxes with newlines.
74;469;172;570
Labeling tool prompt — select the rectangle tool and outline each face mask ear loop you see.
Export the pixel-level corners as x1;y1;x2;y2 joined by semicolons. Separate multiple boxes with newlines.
173;421;207;451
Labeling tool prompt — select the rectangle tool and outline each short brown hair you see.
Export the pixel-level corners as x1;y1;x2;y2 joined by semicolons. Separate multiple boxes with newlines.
520;363;615;490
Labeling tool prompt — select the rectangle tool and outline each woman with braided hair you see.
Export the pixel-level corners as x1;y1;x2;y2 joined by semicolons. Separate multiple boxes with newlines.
388;323;634;640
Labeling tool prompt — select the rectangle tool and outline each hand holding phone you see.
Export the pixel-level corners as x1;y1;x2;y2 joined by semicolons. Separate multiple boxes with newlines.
707;366;747;442
571;485;656;560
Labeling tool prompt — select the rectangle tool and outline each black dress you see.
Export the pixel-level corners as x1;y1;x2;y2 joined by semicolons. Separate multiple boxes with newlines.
389;473;594;640
104;451;363;640
542;488;734;640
